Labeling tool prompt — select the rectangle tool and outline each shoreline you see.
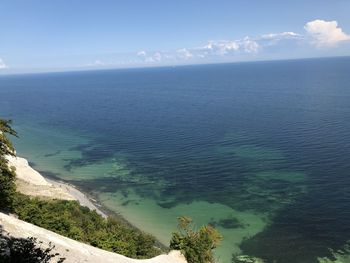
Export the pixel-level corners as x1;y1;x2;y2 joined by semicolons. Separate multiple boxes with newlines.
9;155;169;250
44;176;170;250
45;178;108;218
3;155;188;262
8;155;107;218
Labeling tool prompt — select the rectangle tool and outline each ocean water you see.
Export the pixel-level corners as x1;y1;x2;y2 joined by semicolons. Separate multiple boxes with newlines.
1;57;350;263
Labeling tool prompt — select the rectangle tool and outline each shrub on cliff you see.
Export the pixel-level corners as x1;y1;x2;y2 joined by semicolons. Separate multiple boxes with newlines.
0;119;17;211
170;216;222;263
13;194;162;259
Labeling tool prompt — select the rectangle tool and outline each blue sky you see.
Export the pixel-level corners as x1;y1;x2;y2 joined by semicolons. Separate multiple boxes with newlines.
1;0;350;73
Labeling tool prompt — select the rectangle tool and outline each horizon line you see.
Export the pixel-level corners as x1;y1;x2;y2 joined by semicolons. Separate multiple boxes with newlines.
0;55;349;77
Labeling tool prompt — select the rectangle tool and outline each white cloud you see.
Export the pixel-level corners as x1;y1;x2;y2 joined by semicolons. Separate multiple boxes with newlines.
241;37;259;53
176;48;193;59
137;51;163;63
200;40;240;55
134;20;349;64
261;31;301;41
84;59;107;67
153;52;162;62
136;37;260;63
195;38;259;57
0;58;8;69
93;60;105;66
304;19;350;47
176;32;301;59
137;50;147;57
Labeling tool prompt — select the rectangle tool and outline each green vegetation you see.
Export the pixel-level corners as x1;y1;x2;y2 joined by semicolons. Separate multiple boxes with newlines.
0;119;18;211
13;193;161;259
170;216;222;263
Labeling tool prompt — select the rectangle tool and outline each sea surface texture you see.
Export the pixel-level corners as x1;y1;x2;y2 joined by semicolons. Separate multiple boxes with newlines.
1;57;350;263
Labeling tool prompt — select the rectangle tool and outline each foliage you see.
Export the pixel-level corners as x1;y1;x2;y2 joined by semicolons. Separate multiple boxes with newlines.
170;216;222;263
13;194;161;259
0;226;65;263
0;119;17;211
0;119;17;157
0;165;16;212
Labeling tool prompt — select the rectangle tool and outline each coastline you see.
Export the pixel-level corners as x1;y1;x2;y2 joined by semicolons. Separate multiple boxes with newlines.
3;155;188;263
8;155;169;249
8;155;107;218
45;178;108;218
43;174;170;251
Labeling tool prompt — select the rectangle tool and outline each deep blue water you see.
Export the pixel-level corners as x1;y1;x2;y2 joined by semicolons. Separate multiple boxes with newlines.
1;57;350;263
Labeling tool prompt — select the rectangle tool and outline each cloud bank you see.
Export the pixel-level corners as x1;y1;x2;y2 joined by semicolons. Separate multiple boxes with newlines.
0;58;7;69
136;19;349;64
136;31;301;63
84;59;107;67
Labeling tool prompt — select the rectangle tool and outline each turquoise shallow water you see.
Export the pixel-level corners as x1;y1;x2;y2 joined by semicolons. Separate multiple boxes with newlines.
1;57;350;263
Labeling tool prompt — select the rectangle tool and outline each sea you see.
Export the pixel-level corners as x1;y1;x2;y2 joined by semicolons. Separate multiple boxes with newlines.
1;57;350;263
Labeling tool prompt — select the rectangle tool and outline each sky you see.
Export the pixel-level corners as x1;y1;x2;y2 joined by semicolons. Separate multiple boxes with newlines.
0;0;350;74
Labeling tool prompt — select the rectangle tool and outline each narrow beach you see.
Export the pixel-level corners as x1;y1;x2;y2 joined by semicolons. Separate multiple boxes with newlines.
7;155;107;218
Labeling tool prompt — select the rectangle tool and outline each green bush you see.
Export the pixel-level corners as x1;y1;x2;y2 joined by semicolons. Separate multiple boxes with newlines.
13;194;162;259
0;119;17;211
170;216;222;263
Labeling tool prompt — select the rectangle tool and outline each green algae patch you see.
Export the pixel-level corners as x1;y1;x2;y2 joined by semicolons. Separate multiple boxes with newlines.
217;145;284;161
254;171;306;183
209;217;246;229
65;159;126;180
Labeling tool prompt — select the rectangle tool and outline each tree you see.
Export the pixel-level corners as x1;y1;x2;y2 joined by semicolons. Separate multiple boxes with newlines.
0;119;18;211
0;119;18;156
170;216;222;263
